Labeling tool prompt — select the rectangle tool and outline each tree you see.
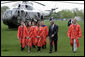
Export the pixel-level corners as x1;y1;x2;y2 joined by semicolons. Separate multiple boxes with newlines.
73;8;84;20
1;6;9;20
54;9;75;19
49;8;84;21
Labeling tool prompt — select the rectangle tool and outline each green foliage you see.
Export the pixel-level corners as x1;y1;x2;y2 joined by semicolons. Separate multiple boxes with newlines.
1;6;9;20
1;6;9;14
73;8;84;20
58;10;75;19
48;8;84;20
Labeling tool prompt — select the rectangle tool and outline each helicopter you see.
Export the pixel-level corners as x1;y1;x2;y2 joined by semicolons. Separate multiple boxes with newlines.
1;1;58;28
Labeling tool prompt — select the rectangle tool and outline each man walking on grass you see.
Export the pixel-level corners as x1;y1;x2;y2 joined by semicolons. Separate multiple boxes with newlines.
67;19;82;53
48;18;58;53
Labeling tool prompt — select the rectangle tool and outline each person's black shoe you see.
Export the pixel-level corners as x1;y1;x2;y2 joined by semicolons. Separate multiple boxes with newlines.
49;51;52;53
37;49;40;51
44;45;46;49
55;50;57;52
32;45;36;48
72;46;73;51
21;46;23;51
37;47;41;51
42;46;45;49
37;49;41;52
21;48;24;51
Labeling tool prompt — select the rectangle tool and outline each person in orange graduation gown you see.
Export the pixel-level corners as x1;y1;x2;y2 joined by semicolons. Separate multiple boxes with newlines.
31;19;38;48
67;19;82;52
41;20;48;49
26;21;32;49
17;20;28;51
36;20;43;51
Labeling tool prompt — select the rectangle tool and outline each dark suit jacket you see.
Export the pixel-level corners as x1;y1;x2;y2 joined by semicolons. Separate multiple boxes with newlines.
48;24;58;40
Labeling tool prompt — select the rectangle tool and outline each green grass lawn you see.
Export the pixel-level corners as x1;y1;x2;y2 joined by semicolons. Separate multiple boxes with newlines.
1;20;84;56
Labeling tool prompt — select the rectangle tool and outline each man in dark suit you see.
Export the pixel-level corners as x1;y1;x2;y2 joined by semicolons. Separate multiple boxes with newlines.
48;18;58;53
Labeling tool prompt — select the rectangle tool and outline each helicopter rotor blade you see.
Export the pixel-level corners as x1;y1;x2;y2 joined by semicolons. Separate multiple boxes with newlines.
1;1;17;4
32;1;46;6
12;2;19;7
45;7;58;11
52;1;84;5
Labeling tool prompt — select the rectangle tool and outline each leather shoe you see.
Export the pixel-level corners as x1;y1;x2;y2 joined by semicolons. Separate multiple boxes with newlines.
49;51;52;53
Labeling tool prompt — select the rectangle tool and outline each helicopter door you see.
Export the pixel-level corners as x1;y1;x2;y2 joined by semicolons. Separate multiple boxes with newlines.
3;9;12;20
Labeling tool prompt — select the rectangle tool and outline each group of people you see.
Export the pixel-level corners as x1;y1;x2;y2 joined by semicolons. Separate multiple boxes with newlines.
17;17;82;53
17;19;48;53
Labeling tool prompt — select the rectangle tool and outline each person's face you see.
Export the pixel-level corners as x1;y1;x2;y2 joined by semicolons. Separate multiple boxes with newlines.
28;21;31;26
21;21;24;25
73;19;76;24
73;20;76;25
37;21;41;26
50;21;54;25
41;21;44;25
32;22;35;26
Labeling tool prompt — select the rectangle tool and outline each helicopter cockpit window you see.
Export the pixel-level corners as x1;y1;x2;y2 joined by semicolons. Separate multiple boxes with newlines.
20;5;25;9
18;4;20;8
25;5;28;8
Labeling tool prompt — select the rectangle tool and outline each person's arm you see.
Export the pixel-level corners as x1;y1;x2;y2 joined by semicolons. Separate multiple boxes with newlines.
67;25;71;38
54;25;58;36
29;27;33;38
25;26;28;37
78;25;82;38
40;27;44;38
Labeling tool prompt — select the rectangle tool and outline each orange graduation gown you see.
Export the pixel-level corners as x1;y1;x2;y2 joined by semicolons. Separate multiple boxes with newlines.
67;24;82;47
36;26;43;47
41;25;48;46
26;26;32;48
17;25;27;48
30;26;38;46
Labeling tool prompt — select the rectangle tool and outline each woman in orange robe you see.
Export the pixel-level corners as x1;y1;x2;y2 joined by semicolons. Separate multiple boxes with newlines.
17;21;27;51
26;21;32;48
41;20;48;49
31;19;38;48
67;19;82;52
36;20;43;51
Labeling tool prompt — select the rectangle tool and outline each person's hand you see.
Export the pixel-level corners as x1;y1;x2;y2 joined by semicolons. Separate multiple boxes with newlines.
77;38;80;40
17;37;19;39
52;34;54;37
37;36;40;38
47;36;49;38
27;37;29;39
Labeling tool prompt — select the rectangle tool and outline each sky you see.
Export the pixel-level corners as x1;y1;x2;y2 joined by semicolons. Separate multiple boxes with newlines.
1;1;84;13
